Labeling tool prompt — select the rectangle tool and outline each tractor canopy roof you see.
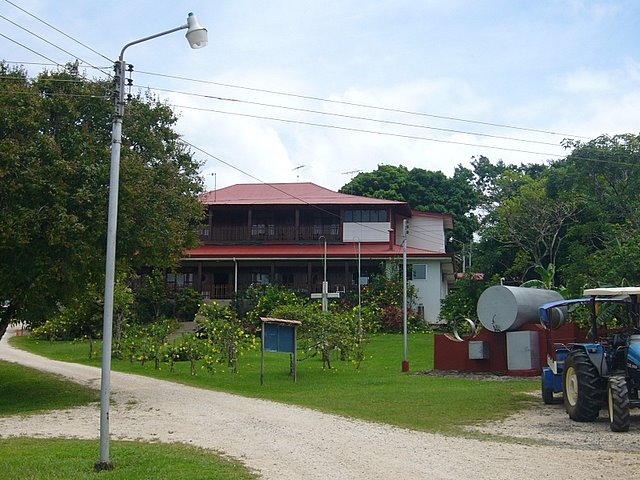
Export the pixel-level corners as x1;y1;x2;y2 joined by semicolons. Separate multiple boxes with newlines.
583;287;640;297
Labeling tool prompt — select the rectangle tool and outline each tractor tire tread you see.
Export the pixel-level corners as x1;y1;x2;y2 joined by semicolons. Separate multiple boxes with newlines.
563;350;603;422
608;375;630;432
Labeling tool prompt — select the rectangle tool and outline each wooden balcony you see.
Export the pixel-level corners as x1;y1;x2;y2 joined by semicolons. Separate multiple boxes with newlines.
200;223;340;243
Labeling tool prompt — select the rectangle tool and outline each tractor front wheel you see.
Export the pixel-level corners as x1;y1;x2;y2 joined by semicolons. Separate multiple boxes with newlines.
563;350;602;422
608;375;630;432
541;376;554;405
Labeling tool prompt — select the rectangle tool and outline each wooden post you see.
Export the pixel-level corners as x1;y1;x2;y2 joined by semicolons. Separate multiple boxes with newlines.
293;325;298;382
260;324;265;386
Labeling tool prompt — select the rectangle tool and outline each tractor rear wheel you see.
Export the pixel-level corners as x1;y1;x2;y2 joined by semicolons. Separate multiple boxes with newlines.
608;375;630;432
563;350;602;422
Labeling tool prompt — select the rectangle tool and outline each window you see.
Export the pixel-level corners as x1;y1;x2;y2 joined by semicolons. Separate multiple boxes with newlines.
252;272;270;285
166;272;194;289
344;209;388;222
411;264;427;280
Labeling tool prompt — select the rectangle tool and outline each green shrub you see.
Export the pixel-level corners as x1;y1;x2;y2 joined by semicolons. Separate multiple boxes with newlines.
196;302;257;373
235;284;306;331
270;303;365;368
118;318;176;368
172;287;203;321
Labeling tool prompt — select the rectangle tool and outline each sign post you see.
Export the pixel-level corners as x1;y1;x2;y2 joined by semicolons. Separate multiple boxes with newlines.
260;317;302;385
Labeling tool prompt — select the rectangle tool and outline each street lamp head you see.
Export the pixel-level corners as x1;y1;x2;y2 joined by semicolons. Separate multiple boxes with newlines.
186;12;208;49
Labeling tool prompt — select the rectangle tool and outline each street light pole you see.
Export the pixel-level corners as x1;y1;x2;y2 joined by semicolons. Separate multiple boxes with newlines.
402;219;409;372
353;237;362;338
318;235;328;311
97;13;207;471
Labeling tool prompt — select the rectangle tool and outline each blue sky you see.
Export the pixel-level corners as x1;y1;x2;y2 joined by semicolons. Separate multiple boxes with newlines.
2;0;639;191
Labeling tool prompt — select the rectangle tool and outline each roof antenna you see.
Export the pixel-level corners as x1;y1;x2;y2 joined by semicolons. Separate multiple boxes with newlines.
342;170;362;193
292;165;306;182
211;172;216;201
342;169;362;179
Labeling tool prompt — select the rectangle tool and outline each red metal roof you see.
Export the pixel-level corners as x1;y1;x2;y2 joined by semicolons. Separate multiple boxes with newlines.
185;243;450;260
199;182;407;208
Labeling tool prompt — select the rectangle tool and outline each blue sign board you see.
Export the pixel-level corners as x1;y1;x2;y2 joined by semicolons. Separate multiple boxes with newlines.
263;322;296;353
260;317;301;385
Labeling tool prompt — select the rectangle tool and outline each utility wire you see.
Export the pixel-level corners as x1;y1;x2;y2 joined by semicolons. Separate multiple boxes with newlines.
2;0;113;63
0;74;97;84
4;60;587;149
144;84;563;148
0;15;106;73
173;104;565;158
2;60;113;78
0;32;60;65
137;69;591;140
4;67;638;169
0;0;592;143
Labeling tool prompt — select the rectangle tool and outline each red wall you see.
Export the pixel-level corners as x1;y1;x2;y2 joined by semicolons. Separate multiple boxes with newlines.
434;322;585;375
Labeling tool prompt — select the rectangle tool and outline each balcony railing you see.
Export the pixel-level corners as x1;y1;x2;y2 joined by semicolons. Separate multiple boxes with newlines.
200;224;340;243
199;280;351;300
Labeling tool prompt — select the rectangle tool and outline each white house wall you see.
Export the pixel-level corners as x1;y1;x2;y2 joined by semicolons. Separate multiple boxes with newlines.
343;222;391;243
408;260;446;323
406;217;446;252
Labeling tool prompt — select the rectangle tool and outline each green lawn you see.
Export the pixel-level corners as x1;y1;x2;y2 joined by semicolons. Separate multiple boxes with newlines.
10;333;538;434
0;437;255;480
0;360;257;479
0;359;98;416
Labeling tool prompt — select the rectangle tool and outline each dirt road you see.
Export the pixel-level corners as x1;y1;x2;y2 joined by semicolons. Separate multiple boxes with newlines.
1;328;638;479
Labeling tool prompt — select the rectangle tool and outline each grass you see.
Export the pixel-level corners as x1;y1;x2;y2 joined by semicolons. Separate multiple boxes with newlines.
0;437;255;480
0;360;98;416
10;333;538;435
0;360;257;479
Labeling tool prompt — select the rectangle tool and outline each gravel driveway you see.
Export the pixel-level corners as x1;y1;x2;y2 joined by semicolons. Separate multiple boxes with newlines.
1;327;639;479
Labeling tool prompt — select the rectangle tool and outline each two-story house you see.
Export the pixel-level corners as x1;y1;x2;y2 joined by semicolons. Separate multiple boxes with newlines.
177;182;454;323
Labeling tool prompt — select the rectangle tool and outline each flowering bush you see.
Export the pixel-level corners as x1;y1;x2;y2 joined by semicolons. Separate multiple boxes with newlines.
270;303;365;369
118;318;176;368
175;333;204;375
196;301;257;373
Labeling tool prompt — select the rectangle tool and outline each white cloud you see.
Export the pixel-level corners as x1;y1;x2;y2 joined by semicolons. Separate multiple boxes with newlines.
5;0;638;193
559;69;613;93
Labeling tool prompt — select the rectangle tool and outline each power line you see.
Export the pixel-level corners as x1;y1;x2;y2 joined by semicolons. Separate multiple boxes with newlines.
173;103;565;158
0;74;97;85
2;0;112;63
137;69;591;140
2;60;113;78
142;84;564;148
0;1;594;145
3;61;586;151
0;32;60;65
0;15;107;73
4;66;638;169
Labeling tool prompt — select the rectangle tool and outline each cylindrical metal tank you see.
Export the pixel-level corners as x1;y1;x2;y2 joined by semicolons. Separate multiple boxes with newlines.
477;286;564;332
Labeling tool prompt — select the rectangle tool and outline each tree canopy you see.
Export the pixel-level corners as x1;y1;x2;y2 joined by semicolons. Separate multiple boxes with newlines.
340;164;480;243
337;134;640;316
0;63;203;339
471;133;640;292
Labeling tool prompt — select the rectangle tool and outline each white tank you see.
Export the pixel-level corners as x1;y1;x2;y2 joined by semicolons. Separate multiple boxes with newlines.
477;286;564;332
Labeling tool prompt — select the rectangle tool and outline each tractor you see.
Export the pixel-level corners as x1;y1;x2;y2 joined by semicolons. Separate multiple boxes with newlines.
539;287;640;432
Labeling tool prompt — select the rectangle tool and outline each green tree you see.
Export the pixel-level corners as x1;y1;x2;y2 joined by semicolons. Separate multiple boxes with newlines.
438;276;487;328
557;134;640;289
341;164;480;242
496;174;579;274
0;63;204;340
